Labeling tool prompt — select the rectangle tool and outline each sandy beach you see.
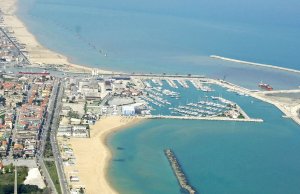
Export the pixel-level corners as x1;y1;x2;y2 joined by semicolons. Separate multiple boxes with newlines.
67;116;142;194
0;0;113;74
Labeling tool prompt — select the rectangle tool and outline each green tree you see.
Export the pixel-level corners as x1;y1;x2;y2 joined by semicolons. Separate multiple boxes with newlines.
79;187;85;194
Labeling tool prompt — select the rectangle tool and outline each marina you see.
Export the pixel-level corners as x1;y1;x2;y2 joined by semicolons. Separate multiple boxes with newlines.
136;77;261;122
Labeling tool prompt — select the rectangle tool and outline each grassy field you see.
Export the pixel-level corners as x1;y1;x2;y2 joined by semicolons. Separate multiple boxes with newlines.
45;161;62;194
0;165;27;185
0;165;44;193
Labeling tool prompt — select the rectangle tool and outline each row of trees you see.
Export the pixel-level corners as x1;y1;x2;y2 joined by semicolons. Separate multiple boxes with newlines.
0;184;45;194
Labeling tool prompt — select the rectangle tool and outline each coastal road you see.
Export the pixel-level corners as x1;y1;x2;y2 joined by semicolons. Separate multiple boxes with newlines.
37;156;58;194
37;79;69;194
36;80;60;194
0;27;31;65
8;109;17;159
49;80;70;194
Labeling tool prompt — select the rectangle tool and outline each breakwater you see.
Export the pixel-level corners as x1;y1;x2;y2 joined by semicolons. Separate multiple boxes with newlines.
142;115;263;122
210;55;300;75
164;149;197;194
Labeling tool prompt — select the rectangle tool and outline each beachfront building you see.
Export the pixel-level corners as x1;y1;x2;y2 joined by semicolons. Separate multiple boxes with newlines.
70;175;80;182
82;114;97;125
72;125;89;138
122;106;136;116
57;125;89;138
70;118;81;125
57;125;72;137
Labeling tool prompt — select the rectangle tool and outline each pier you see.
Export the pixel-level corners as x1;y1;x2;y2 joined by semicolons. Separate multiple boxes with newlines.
166;79;178;88
164;149;197;194
190;79;202;90
177;79;189;88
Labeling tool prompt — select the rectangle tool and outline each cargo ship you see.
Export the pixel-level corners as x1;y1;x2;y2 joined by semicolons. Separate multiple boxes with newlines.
258;82;273;91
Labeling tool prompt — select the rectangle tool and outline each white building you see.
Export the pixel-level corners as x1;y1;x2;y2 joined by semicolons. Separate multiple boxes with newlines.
72;125;89;138
70;118;81;125
57;125;72;137
122;106;135;116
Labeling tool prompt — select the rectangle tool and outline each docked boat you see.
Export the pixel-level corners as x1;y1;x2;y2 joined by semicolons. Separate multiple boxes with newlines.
258;82;273;91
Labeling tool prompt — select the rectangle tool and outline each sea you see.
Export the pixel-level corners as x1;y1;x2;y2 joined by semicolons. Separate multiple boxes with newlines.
16;0;300;193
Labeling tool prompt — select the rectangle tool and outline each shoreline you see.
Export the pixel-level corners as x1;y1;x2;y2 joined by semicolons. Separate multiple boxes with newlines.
101;116;144;192
67;116;143;194
210;55;300;75
1;0;300;77
0;0;114;74
1;0;300;192
211;78;300;126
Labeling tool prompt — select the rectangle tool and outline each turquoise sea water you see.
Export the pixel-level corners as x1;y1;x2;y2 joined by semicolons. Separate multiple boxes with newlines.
108;87;300;194
16;0;300;193
17;0;300;89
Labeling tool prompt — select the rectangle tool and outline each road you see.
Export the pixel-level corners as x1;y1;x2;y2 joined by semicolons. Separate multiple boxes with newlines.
14;166;17;194
8;108;17;159
0;27;31;65
48;80;69;194
36;79;70;194
36;79;60;194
